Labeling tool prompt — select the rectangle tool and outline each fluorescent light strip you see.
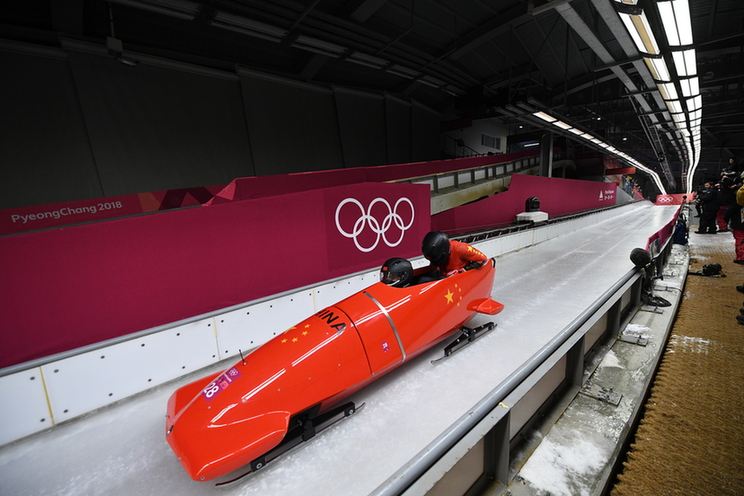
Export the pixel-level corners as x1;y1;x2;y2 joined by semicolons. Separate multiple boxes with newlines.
687;95;702;111
658;1;680;46
529;107;667;195
111;0;200;20
667;0;693;46
673;49;697;76
292;35;346;57
211;12;288;41
672;113;687;126
659;82;678;100
419;75;446;88
386;64;420;79
533;111;557;123
619;12;660;55
689;77;699;95
644;57;671;81
666;100;683;114
679;77;699;97
347;52;388;69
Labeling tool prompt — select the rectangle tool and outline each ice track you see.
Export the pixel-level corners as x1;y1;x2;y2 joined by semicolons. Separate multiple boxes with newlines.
0;202;678;496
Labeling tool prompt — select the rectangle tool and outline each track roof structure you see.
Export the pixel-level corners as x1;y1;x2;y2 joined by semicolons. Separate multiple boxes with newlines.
3;0;743;193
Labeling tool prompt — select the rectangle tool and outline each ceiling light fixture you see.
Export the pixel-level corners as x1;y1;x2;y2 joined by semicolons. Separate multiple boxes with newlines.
672;49;697;77
618;9;660;55
291;35;347;58
211;12;288;42
615;0;700;193
386;64;420;79
109;0;201;21
347;52;388;70
525;106;667;194
533;111;557;123
658;0;694;46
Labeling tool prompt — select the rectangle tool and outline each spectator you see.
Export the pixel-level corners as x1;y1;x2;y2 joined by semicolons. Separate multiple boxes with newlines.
718;170;741;232
734;177;744;264
696;182;719;234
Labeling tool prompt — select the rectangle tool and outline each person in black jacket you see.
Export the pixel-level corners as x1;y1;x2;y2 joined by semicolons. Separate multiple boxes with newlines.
696;182;719;234
719;170;742;232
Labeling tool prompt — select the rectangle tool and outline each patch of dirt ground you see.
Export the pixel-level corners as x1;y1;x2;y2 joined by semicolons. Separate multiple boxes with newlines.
611;230;744;496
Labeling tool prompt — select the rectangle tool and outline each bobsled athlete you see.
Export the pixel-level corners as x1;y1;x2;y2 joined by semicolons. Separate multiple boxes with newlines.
380;257;413;287
422;231;488;277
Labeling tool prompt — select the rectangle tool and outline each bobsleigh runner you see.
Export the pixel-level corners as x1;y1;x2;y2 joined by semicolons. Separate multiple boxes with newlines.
165;258;504;486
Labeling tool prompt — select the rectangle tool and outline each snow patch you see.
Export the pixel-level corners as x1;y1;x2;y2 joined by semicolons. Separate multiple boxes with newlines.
598;350;622;369
519;430;608;496
668;335;713;355
623;323;650;339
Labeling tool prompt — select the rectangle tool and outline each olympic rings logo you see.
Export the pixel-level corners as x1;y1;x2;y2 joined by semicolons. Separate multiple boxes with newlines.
335;197;415;253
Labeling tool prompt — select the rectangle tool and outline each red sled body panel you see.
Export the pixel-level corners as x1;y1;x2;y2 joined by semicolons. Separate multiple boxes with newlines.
166;261;502;481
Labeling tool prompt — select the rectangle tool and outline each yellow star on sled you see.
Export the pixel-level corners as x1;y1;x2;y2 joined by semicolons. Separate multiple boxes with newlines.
445;289;454;304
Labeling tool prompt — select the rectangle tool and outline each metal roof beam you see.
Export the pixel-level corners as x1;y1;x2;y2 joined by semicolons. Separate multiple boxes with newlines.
441;3;531;61
341;0;390;23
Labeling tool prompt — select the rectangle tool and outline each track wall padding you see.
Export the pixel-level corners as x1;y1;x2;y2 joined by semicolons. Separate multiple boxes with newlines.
0;182;430;369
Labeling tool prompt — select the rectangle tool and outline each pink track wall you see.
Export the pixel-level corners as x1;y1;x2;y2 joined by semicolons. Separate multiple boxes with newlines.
2;169;628;371
646;205;682;252
0;149;541;236
206;150;542;203
432;174;618;234
0;182;430;369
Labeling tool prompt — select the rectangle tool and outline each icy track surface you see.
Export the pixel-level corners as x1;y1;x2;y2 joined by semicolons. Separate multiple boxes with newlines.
0;202;678;496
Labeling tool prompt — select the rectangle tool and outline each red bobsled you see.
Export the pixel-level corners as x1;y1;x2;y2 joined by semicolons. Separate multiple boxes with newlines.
165;260;503;482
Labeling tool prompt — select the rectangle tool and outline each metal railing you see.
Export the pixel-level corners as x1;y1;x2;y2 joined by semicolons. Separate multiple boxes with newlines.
440;134;485;159
399;155;545;195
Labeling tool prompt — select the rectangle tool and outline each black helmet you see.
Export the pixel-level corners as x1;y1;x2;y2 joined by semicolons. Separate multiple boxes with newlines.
422;231;450;266
380;257;413;287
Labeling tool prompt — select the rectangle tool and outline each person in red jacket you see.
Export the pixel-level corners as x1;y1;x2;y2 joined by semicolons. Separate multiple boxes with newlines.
421;231;488;277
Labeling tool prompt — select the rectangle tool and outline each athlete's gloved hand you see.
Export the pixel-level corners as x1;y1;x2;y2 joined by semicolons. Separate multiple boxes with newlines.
463;260;487;271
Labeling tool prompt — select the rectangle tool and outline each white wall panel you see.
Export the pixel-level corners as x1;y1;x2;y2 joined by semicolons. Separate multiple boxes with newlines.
533;224;550;245
413;179;434;191
0;367;51;445
438;176;455;189
215;290;316;358
41;318;217;423
313;271;377;310
477;237;503;258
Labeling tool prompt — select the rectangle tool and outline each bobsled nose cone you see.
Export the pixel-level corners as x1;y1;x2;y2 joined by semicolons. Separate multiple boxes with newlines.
168;409;291;481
